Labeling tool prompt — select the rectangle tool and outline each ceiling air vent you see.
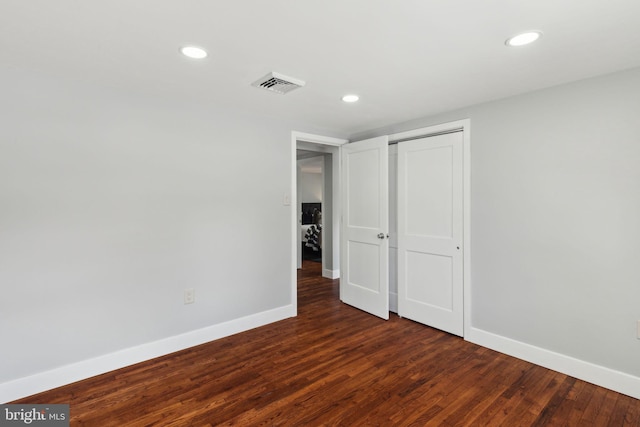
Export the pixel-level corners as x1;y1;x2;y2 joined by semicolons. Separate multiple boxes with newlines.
251;72;305;95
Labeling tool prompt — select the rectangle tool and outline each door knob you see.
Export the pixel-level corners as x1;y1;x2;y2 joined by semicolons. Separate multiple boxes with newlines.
377;233;385;239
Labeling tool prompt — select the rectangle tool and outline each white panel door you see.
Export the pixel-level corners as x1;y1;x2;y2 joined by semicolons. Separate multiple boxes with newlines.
397;132;463;336
341;136;389;319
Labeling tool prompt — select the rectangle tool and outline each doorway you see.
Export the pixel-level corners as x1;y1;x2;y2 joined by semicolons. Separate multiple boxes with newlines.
290;132;348;315
290;121;470;337
297;152;326;267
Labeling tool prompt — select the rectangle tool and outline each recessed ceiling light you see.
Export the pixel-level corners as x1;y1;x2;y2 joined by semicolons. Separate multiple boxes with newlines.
342;94;359;103
180;46;208;59
505;31;542;47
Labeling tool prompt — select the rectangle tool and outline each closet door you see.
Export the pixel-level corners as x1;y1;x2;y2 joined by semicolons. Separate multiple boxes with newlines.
397;132;463;336
340;136;389;319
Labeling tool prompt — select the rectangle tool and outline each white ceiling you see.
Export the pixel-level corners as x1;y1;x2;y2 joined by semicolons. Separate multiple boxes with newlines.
2;1;640;136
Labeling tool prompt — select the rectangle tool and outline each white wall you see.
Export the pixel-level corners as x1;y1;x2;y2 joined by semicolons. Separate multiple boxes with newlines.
352;67;640;386
298;168;323;203
4;62;639;400
0;68;340;399
322;154;336;274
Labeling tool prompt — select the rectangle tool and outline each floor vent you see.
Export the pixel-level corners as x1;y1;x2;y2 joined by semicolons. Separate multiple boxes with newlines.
251;72;305;94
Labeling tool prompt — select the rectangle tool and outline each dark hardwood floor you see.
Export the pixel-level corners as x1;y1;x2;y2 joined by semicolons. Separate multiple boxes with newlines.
14;260;640;426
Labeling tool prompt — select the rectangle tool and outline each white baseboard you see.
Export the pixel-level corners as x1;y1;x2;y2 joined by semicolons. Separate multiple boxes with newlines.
466;326;640;400
0;305;295;403
322;268;339;279
389;292;398;314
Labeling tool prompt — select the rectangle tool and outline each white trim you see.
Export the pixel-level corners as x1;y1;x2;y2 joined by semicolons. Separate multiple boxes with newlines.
291;131;348;316
462;121;472;341
466;326;640;400
291;134;298;314
292;132;348;147
0;305;294;403
322;268;340;279
389;119;466;142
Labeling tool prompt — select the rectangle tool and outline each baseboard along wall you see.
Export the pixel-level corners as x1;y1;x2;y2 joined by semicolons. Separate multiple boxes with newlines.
0;305;295;403
466;326;640;400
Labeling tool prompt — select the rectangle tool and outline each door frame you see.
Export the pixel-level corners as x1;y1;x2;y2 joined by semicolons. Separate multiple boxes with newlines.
290;131;348;315
389;119;471;336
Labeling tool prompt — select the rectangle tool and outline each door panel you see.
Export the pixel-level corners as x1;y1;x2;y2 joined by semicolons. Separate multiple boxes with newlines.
406;146;453;238
406;251;453;310
347;241;380;292
346;149;381;228
341;136;389;319
398;132;463;336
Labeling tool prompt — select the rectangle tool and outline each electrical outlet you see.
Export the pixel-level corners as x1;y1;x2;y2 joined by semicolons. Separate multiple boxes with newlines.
184;288;195;305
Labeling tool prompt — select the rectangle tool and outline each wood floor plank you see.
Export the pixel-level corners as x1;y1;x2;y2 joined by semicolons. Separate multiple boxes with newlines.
11;260;640;426
592;389;620;426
